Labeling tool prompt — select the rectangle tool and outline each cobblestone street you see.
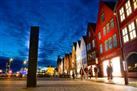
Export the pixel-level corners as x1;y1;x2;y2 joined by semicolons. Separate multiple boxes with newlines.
0;79;137;91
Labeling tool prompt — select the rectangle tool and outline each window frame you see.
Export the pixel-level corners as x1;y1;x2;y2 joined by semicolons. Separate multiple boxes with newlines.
119;7;125;22
125;0;132;16
128;21;137;40
133;0;137;10
122;27;129;43
98;32;101;40
113;34;117;48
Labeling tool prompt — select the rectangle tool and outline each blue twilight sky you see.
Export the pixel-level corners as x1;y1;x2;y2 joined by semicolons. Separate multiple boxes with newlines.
0;0;115;71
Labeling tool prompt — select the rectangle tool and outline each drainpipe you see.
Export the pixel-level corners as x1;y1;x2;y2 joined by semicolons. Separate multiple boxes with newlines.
115;11;128;85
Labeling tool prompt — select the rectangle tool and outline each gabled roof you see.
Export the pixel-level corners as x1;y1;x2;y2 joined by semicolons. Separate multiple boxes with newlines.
78;40;81;47
103;1;116;11
82;36;88;43
87;22;96;32
73;42;77;50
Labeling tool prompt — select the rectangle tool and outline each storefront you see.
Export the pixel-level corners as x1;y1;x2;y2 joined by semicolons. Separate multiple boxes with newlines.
103;56;122;77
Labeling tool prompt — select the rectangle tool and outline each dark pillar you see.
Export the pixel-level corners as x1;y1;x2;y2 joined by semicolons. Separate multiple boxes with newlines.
27;26;39;87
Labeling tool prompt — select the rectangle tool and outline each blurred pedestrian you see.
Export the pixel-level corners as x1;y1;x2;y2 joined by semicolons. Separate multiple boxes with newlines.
107;64;113;80
72;71;75;80
80;67;84;80
94;65;99;80
84;66;88;79
89;66;92;79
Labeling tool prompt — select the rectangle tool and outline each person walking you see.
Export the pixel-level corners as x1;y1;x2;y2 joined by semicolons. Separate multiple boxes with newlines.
94;65;99;80
80;67;84;80
84;66;88;79
72;71;75;80
89;66;92;79
107;64;113;80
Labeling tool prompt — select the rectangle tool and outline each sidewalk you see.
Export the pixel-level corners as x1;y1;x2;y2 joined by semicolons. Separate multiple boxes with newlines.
87;77;125;85
85;77;137;87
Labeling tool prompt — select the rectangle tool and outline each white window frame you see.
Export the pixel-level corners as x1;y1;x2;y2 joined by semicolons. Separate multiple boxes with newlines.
100;44;103;54
110;18;114;29
128;22;137;40
113;34;117;47
133;0;137;10
106;23;110;32
103;26;107;36
125;0;132;16
109;37;112;49
98;32;101;40
119;7;125;22
92;40;95;48
122;27;129;43
105;40;108;51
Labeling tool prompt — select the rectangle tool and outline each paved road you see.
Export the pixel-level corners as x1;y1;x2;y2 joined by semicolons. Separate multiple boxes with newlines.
0;80;137;91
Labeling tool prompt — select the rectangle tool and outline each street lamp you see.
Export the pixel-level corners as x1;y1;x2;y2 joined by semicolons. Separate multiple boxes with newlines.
23;60;27;65
6;58;13;74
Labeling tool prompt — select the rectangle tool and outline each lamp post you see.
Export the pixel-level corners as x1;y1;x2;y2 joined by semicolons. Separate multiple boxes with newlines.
6;58;13;74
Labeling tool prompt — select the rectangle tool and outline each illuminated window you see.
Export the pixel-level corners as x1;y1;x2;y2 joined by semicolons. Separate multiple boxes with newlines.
106;23;110;32
105;40;109;51
103;27;107;36
125;0;132;16
119;7;125;22
101;13;105;22
128;22;137;40
98;32;101;40
122;27;129;43
133;0;137;10
110;18;114;29
92;40;95;48
113;34;117;47
100;44;103;54
109;37;112;49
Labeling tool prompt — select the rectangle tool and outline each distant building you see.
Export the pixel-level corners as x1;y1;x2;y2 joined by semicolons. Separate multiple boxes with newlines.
86;23;97;76
64;54;70;75
76;41;82;77
71;42;77;74
80;36;88;69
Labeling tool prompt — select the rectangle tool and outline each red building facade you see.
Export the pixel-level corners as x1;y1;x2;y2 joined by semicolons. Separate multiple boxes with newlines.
116;0;137;77
95;1;123;77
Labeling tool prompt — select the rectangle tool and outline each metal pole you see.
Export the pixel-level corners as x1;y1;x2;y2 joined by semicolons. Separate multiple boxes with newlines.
115;11;128;85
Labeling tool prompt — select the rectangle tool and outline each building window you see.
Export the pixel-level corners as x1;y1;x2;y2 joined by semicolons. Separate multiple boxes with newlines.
110;18;114;29
113;34;117;47
87;43;91;51
125;0;132;16
133;0;137;10
100;44;103;54
128;22;137;40
119;7;125;22
109;37;112;49
101;13;105;22
105;40;109;51
106;23;110;32
98;32;101;40
122;27;129;43
92;40;95;48
103;26;107;36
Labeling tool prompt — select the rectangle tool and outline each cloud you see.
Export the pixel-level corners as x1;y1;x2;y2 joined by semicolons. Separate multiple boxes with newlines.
0;0;99;70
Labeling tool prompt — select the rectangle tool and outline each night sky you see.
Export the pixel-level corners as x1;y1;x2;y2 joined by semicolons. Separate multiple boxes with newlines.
0;0;115;71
